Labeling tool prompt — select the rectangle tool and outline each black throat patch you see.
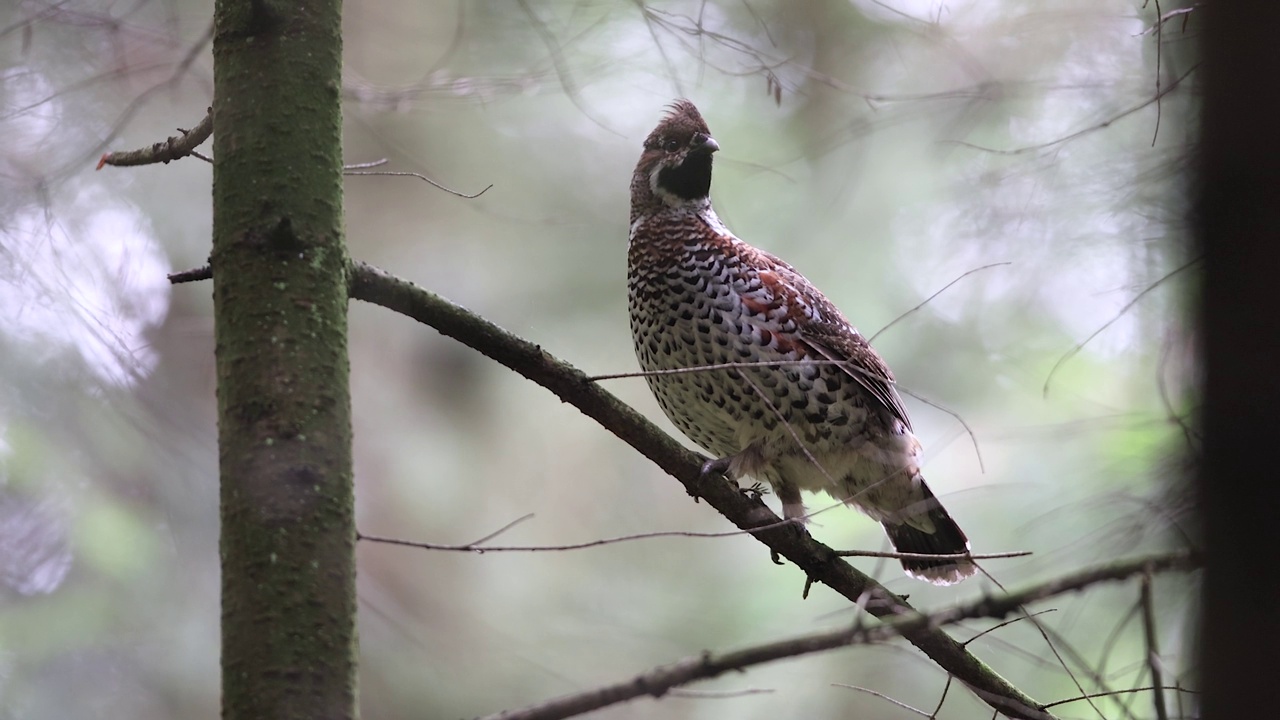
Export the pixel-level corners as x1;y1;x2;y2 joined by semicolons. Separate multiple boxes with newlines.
657;153;713;201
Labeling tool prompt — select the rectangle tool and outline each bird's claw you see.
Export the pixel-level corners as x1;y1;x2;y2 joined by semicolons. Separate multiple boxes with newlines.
699;456;732;480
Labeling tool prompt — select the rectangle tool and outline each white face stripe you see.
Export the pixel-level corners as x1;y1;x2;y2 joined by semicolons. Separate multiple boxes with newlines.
646;163;724;227
648;164;682;207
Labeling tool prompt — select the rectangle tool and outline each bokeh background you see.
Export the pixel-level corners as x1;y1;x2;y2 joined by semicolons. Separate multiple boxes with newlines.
1;0;1198;718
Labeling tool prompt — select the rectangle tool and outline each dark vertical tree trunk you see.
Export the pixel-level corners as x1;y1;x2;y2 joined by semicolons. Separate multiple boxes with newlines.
1197;2;1280;716
211;1;355;718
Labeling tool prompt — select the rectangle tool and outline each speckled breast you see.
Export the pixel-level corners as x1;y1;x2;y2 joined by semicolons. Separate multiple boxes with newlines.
627;230;870;460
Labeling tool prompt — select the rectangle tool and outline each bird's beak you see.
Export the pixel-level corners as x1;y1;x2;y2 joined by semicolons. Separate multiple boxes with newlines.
691;133;720;154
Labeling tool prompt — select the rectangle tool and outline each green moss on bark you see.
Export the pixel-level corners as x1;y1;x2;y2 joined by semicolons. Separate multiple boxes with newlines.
212;1;355;718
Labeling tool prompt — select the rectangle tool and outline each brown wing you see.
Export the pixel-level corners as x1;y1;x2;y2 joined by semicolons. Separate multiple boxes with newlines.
752;249;914;432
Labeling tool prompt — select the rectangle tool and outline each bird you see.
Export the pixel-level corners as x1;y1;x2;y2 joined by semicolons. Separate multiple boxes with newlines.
626;100;976;585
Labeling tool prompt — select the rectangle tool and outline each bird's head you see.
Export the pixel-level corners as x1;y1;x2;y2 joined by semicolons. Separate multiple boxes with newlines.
632;99;720;210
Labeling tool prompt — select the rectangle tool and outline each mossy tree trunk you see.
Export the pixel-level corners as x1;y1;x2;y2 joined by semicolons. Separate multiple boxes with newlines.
211;1;355;718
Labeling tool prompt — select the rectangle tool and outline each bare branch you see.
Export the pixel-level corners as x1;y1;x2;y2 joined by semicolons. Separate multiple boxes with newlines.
96;109;213;169
169;265;213;284
475;551;1197;720
75;20;215;178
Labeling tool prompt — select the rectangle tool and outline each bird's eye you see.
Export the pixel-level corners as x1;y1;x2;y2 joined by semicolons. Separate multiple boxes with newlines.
663;138;681;152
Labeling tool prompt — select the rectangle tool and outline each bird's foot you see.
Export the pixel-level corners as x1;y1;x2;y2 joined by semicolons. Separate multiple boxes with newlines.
740;481;769;501
699;456;733;481
686;456;734;503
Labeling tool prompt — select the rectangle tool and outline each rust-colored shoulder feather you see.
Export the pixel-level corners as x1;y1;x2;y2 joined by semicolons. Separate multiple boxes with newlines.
747;248;912;431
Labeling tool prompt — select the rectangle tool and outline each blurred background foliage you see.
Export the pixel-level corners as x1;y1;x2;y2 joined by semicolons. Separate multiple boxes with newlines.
0;0;1198;717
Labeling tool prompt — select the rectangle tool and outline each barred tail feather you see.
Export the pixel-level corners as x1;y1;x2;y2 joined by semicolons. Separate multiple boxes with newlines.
883;494;976;586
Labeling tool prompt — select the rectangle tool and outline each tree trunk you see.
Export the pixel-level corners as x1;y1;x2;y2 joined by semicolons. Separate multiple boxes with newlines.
211;1;355;718
1197;1;1280;716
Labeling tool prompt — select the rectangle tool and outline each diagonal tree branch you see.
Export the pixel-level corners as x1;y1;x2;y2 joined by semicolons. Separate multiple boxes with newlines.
167;259;1201;717
475;551;1197;720
346;260;1052;719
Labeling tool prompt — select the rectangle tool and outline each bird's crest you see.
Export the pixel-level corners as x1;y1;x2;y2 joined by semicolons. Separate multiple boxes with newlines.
645;99;711;149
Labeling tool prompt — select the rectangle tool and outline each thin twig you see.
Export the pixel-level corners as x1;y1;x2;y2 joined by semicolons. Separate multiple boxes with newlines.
466;513;536;546
738;371;841;491
359;522;801;553
1044;257;1200;397
1151;0;1163;147
1140;573;1170;720
589;360;985;473
962;566;1121;720
1157;331;1199;450
1035;621;1144;720
515;0;619;136
342;169;492;199
948;63;1200;157
1137;6;1197;36
1097;601;1142;682
666;688;774;699
961;609;1056;648
898;388;985;474
587;358;872;383
836;549;1030;561
1041;686;1198;710
869;262;1011;342
359;525;1026;561
344;158;389;170
833;684;932;717
930;674;954;719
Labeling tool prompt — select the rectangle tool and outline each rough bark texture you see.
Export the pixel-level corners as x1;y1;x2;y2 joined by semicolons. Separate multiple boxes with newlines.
1197;1;1280;717
211;0;355;718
